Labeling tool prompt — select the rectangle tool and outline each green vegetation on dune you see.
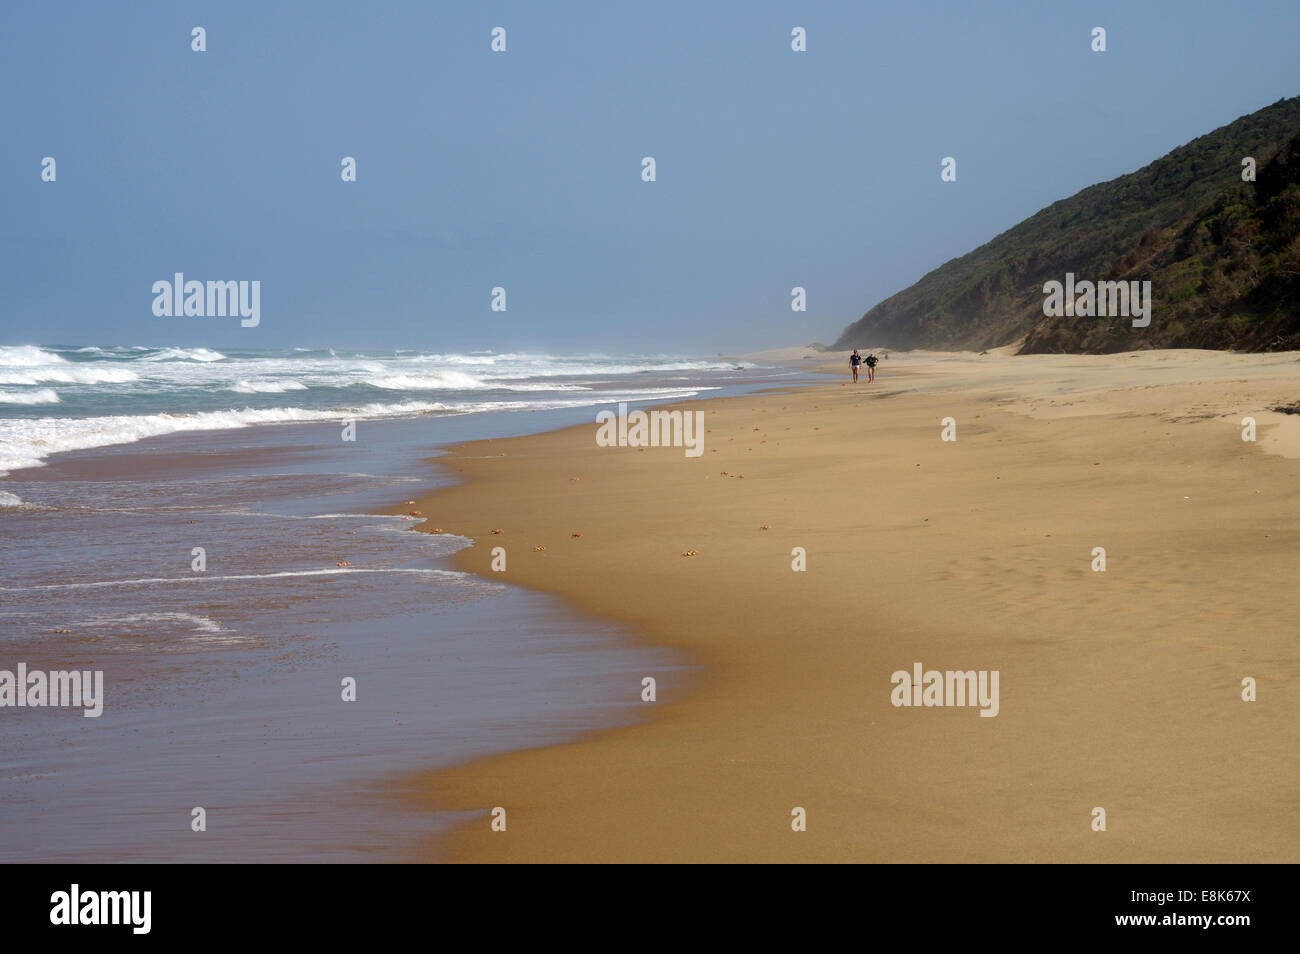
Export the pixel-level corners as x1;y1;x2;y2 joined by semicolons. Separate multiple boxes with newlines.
833;96;1300;354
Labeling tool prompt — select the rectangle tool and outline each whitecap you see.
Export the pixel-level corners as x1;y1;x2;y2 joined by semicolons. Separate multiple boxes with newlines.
0;366;139;385
226;379;308;393
0;388;59;405
0;400;457;475
141;347;226;362
0;345;66;367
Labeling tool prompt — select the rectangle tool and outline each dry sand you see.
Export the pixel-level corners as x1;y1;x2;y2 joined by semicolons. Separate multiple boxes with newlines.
399;348;1300;862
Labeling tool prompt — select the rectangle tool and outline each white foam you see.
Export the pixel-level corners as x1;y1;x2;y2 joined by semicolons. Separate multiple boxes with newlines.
0;567;475;591
83;612;230;634
0;347;756;398
0;400;455;475
0;366;139;385
0;344;757;473
141;347;227;362
368;372;590;392
399;352;757;379
226;379;308;393
0;388;59;405
368;370;494;390
0;345;66;367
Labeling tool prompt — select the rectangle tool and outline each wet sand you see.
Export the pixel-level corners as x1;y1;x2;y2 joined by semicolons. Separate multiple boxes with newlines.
406;348;1300;863
0;414;680;861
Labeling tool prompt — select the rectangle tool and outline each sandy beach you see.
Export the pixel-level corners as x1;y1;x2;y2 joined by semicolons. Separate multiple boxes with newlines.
403;348;1300;863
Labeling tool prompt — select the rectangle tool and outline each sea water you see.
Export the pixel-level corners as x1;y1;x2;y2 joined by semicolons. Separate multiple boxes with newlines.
0;345;813;861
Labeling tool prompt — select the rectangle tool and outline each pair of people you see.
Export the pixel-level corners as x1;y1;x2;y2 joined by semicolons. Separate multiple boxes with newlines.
849;349;878;383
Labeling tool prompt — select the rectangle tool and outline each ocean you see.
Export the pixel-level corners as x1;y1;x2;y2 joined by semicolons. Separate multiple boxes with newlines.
0;344;812;861
0;344;772;476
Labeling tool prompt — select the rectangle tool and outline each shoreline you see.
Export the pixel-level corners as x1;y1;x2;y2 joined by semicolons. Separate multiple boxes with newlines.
404;348;1300;863
0;362;806;862
0;408;689;862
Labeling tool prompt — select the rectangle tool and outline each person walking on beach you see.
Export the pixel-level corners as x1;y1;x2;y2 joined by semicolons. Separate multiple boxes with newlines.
865;352;878;382
850;349;863;382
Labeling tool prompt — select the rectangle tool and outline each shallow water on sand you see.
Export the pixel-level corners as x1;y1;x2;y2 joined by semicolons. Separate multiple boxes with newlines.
0;376;810;861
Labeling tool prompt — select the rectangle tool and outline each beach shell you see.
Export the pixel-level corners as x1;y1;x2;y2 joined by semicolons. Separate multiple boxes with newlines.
491;528;503;534
681;550;698;556
533;545;547;551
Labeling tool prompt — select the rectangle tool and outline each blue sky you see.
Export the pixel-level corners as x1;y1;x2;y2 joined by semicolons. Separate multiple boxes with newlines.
3;0;1299;353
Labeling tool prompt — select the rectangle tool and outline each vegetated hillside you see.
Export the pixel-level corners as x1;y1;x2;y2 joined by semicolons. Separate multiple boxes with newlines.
833;96;1300;354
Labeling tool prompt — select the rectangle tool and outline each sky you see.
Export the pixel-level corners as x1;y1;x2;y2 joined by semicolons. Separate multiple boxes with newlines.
3;0;1300;354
